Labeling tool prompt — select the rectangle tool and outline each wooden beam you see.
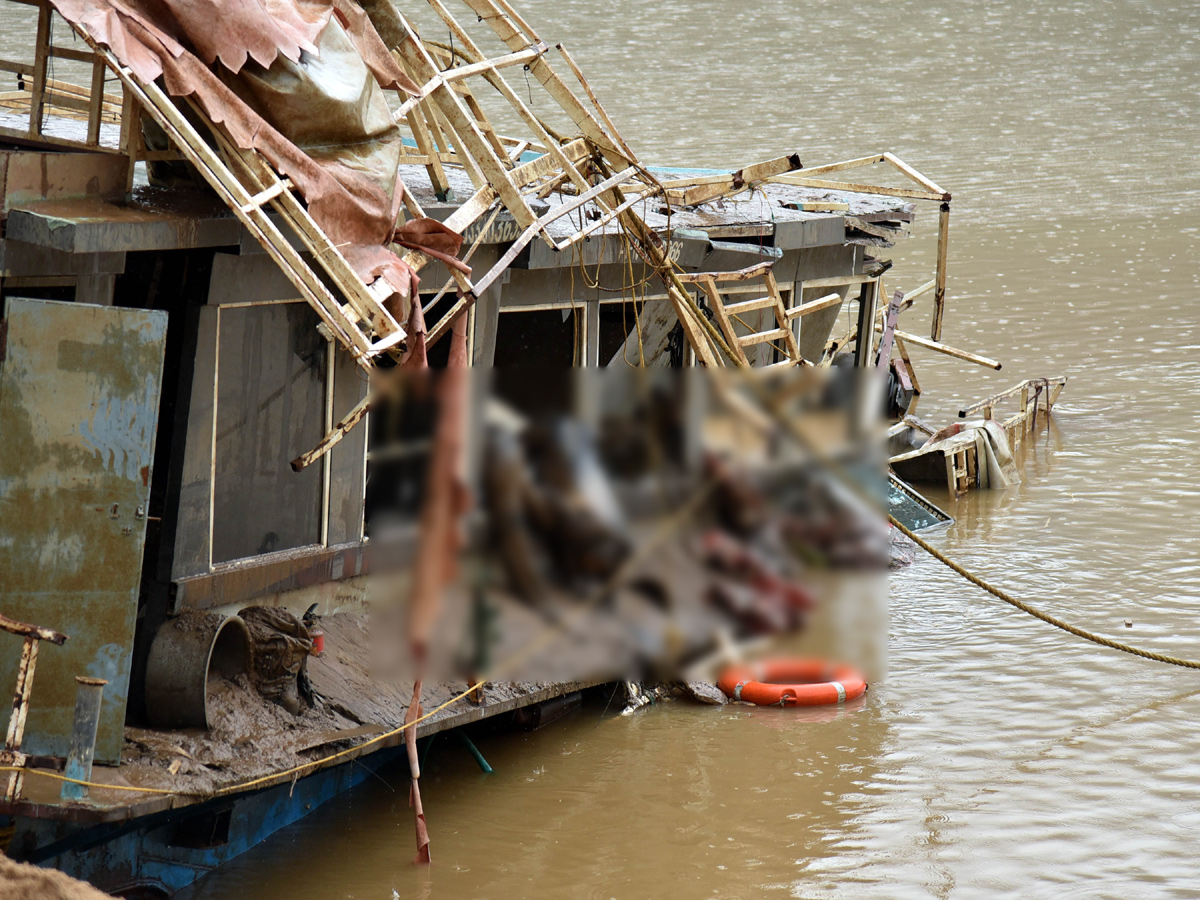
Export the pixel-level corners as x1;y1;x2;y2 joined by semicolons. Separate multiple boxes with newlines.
675;261;775;284
87;56;106;144
931;201;951;341
291;394;371;472
957;376;1067;418
793;154;885;177
770;174;948;202
785;291;843;319
875;289;904;373
663;153;802;206
884;327;1002;371
883;152;949;198
27;1;49;139
893;334;920;394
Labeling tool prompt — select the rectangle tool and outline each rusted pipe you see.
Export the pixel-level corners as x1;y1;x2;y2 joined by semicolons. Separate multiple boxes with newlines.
61;677;107;802
0;613;66;645
144;614;251;729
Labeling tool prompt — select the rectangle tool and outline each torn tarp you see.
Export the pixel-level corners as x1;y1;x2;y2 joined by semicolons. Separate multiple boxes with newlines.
49;0;458;308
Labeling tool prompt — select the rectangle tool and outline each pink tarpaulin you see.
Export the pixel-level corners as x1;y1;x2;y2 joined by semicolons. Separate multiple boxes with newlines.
50;0;463;307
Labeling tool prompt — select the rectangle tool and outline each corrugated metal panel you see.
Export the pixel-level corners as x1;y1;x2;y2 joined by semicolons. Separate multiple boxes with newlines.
0;297;167;763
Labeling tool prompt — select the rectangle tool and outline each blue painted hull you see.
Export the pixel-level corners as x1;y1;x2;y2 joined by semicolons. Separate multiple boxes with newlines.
13;745;407;896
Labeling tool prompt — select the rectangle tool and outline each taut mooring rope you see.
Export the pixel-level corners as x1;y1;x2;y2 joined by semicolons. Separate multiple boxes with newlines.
890;515;1200;670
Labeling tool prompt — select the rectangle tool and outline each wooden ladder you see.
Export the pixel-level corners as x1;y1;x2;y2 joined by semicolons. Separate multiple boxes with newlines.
75;45;411;372
676;262;813;368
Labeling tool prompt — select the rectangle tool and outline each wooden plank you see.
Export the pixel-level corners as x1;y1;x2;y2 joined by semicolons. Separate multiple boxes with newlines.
664;153;802;206
238;179;291;212
469;166;641;297
887;327;1001;370
883;152;949;198
845;216;908;240
769;174;948;202
722;295;776;315
784;200;849;212
217;141;404;342
893;334;920;395
403;101;451;200
428;167;644;349
454;0;628;162
875;289;904;373
553;189;657;251
698;279;748;365
0;123;124;154
739;326;790;346
957;376;1067;418
764;270;801;361
932;202;950;341
675;261;775;284
901;278;935;308
793;154;885;177
291;394;371;472
392;45;547;120
473;66;593;202
462;90;509;159
118;88;140;193
27;1;49;138
46;45;99;64
86;57;106;145
441;44;546;82
391;29;539;229
785;291;843;319
0;60;35;77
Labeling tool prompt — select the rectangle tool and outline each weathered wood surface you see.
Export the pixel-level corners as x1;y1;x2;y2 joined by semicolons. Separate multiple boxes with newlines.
401;163;917;266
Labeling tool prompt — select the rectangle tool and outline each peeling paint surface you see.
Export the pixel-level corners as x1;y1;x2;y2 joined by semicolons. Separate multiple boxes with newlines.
0;298;167;763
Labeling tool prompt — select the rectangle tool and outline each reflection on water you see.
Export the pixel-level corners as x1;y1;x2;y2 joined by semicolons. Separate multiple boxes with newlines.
11;0;1196;894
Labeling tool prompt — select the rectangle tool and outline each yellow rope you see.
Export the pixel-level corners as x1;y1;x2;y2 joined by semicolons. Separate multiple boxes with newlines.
890;516;1200;670
0;766;177;795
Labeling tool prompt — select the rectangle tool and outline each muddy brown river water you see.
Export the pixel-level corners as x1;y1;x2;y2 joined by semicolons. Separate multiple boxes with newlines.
8;0;1200;896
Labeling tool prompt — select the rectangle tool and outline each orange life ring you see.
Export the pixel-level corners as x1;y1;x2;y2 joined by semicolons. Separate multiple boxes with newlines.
717;658;867;707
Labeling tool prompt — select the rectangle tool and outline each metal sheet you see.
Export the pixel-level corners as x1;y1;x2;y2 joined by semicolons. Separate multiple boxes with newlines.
0;297;168;763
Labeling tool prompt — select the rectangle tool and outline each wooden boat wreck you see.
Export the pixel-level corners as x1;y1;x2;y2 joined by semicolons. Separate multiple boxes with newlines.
0;0;1041;892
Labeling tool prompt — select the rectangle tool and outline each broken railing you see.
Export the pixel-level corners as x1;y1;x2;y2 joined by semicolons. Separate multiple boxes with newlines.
0;0;189;192
958;376;1068;449
0;612;67;803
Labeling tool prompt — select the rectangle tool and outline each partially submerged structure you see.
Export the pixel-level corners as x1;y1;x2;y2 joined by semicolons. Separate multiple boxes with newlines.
0;0;1048;893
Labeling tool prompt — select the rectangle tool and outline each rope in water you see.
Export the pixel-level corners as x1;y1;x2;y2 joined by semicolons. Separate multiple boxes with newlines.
890;515;1200;670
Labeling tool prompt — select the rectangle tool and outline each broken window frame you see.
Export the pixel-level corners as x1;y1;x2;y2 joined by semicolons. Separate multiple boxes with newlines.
172;297;370;602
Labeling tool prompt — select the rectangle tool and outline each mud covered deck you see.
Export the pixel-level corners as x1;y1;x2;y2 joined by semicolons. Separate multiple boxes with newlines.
6;610;601;824
4;526;780;824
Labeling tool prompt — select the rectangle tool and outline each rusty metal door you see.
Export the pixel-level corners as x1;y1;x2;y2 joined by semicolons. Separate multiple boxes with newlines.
0;297;167;764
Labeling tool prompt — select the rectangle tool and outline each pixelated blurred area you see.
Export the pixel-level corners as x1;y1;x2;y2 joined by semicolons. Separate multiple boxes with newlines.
367;367;887;687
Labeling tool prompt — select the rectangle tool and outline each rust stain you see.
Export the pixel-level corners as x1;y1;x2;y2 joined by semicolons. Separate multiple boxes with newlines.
0;299;167;763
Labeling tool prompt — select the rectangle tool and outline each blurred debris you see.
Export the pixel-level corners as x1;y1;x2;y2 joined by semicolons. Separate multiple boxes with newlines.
239;607;314;715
